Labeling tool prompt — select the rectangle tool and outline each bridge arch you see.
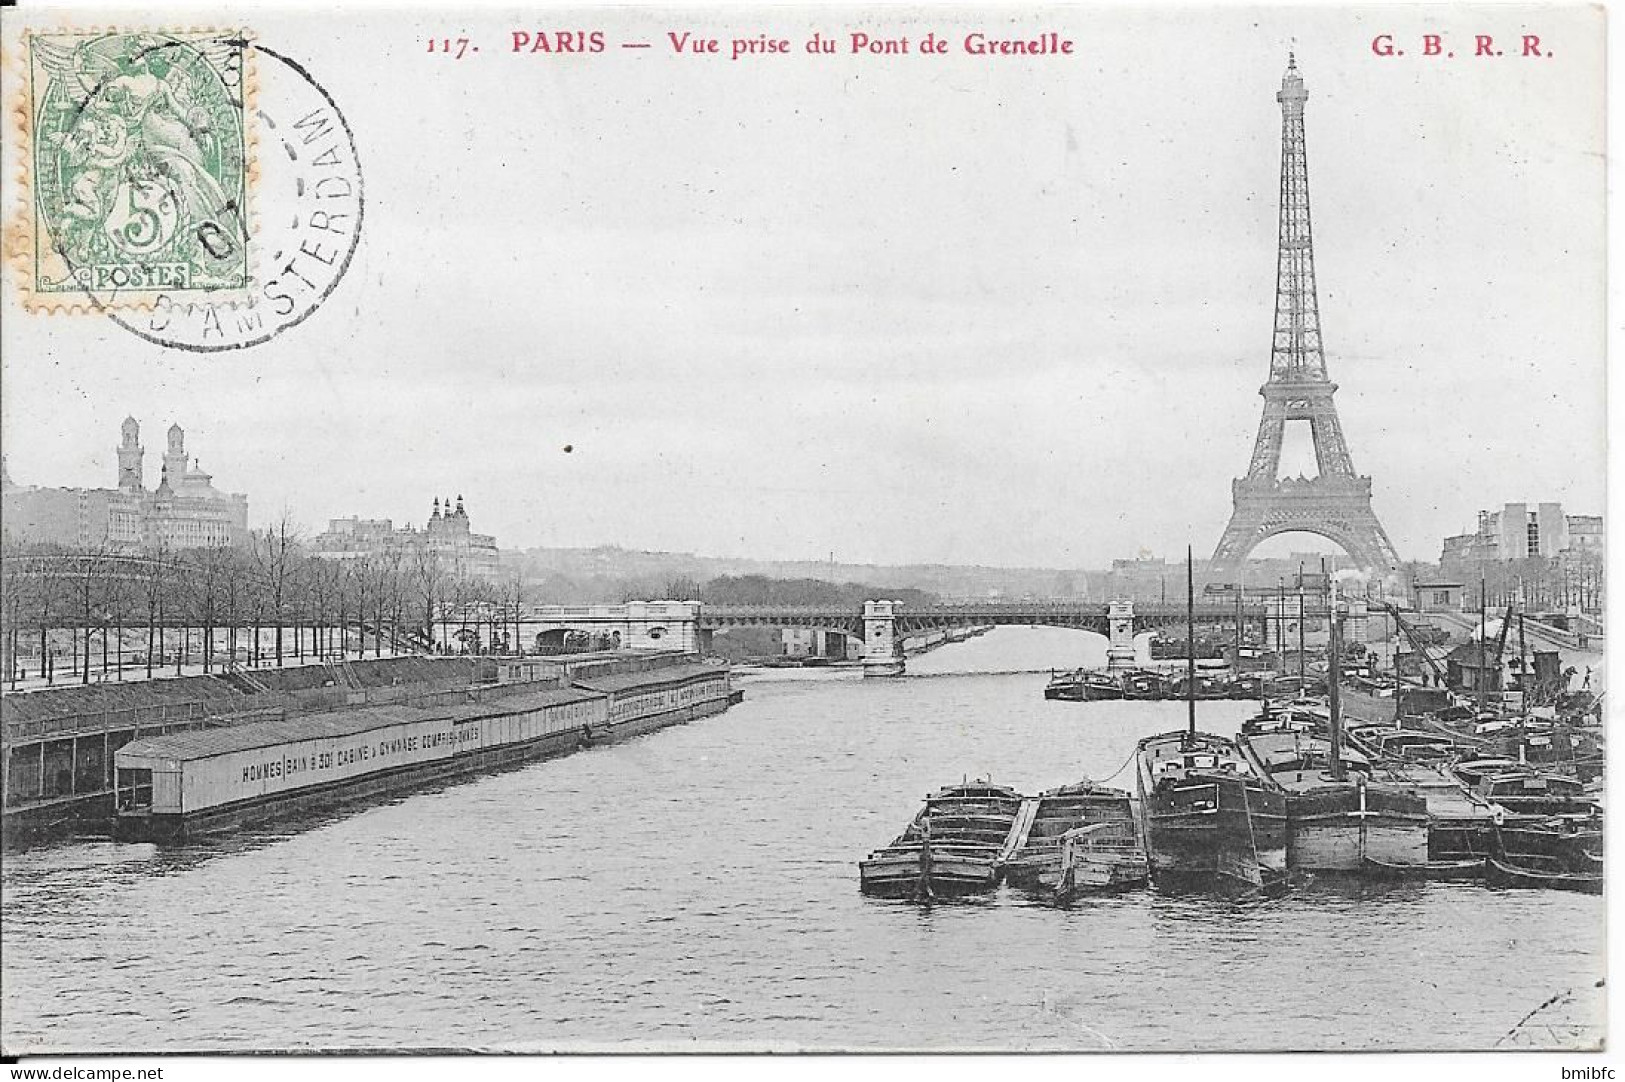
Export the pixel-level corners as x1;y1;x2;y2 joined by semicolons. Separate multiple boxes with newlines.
532;627;623;653
700;623;861;658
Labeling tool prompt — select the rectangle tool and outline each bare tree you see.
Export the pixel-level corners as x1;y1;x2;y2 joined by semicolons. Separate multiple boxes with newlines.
253;512;301;667
466;576;498;654
139;545;171;679
69;547;115;684
220;545;247;667
411;545;446;651
167;556;197;676
379;547;405;657
500;570;528;656
447;570;476;651
302;557;327;660
333;560;353;658
103;555;133;681
0;544;37;686
188;545;235;674
350;554;376;659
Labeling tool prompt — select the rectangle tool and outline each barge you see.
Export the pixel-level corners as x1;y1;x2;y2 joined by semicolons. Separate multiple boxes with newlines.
1135;549;1288;895
1003;780;1136;889
1050;820;1149;901
1137;730;1289;893
574;661;737;741
859;782;1025;899
112;660;732;842
1238;684;1429;875
1373;760;1497;864
1044;670;1123;702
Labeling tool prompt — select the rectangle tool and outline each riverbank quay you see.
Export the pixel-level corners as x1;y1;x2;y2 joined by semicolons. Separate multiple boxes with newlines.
2;651;731;845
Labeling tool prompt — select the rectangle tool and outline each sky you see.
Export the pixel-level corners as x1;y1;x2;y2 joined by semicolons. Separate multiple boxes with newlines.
1;3;1606;569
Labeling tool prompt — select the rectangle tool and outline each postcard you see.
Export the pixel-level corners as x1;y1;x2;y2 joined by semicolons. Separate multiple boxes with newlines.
0;1;1607;1060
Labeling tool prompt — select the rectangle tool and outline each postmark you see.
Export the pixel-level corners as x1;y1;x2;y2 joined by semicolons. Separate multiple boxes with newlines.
17;30;251;308
108;42;365;351
6;31;363;351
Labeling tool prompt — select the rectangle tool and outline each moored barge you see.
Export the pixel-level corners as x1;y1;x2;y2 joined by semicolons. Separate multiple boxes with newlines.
113;661;733;842
859;782;1025;899
1134;548;1287;895
1137;730;1289;892
1050;820;1149;901
1044;670;1123;702
1003;780;1136;890
1239;725;1428;873
1120;670;1168;700
1240;603;1429;877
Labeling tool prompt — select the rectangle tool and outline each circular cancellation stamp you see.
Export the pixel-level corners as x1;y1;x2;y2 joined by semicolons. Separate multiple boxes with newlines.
5;29;363;351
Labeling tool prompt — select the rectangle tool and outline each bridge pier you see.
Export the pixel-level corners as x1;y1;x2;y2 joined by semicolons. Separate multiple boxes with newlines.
1345;598;1370;644
1266;593;1303;653
1106;599;1136;671
862;600;905;677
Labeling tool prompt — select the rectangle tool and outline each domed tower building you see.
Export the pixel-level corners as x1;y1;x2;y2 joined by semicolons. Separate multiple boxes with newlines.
1;417;248;550
143;428;249;550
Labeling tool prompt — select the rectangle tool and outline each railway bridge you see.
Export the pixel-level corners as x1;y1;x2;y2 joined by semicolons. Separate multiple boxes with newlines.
520;599;1267;677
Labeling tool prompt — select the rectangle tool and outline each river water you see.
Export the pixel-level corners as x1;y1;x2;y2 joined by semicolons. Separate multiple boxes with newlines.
1;628;1604;1053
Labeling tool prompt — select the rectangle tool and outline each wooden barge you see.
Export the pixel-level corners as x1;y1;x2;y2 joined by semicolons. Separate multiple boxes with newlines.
111;661;732;842
1050;820;1149;900
858;782;1026;899
1002;780;1137;890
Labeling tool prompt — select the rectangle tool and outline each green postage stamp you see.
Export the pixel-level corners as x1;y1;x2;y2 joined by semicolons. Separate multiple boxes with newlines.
13;30;251;310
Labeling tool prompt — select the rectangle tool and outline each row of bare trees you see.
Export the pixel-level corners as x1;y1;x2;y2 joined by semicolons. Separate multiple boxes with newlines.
1437;553;1606;617
0;524;531;688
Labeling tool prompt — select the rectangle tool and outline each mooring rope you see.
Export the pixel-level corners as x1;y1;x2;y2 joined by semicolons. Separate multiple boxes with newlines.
1097;746;1139;784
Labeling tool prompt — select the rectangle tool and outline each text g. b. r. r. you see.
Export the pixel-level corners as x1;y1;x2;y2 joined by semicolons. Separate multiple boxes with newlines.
1371;33;1550;58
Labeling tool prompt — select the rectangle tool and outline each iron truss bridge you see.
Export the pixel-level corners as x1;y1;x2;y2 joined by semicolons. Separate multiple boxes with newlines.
700;601;1267;639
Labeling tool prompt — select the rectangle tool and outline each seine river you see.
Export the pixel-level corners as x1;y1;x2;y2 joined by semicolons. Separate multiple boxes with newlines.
1;628;1604;1053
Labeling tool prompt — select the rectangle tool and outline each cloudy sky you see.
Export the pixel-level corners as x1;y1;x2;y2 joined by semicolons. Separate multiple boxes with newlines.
2;3;1605;568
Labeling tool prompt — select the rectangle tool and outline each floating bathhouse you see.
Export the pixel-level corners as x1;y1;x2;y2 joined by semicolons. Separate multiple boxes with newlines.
113;661;732;841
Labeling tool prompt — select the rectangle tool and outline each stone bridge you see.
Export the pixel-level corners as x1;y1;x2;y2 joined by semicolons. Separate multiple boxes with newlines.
521;599;1267;677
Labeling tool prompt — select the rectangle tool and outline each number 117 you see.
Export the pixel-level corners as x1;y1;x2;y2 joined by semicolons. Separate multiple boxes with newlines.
427;37;472;59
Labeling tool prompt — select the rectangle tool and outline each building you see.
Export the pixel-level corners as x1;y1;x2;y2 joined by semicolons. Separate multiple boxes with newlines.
1437;502;1604;616
312;496;501;580
1;419;248;551
1440;502;1601;563
1412;582;1467;614
778;628;853;659
1566;515;1604;555
310;517;399;560
1102;556;1174;601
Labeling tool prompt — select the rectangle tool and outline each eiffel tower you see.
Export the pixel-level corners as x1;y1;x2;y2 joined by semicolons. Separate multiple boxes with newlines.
1211;56;1400;574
